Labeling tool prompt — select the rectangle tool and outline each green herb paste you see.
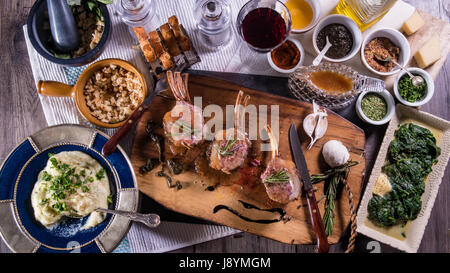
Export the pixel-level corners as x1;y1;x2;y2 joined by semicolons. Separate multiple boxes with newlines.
398;74;427;102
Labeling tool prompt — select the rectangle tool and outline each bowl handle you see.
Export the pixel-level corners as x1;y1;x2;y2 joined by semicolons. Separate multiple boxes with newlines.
37;80;74;97
355;75;385;93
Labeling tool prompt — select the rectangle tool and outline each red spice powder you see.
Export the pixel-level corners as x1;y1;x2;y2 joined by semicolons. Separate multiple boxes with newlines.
270;40;300;70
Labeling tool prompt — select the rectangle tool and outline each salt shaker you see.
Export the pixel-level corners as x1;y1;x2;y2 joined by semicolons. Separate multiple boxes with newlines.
194;0;233;49
115;0;161;33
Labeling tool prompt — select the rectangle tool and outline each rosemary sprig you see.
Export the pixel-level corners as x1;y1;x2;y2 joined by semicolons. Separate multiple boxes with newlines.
173;119;193;133
166;119;201;137
263;170;290;184
322;172;340;236
311;161;359;184
311;160;360;237
215;139;237;158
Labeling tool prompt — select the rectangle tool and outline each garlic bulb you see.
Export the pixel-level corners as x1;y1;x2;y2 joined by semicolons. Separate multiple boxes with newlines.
322;140;349;168
303;113;317;141
303;101;328;150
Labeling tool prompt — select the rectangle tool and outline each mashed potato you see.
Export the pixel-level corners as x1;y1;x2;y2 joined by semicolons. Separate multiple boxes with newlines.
31;151;111;230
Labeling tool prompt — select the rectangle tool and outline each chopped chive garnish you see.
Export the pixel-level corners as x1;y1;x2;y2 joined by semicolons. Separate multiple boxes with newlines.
82;186;90;193
96;168;105;180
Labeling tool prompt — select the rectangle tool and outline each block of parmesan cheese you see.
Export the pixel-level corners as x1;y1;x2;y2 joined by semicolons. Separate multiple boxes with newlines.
414;34;441;68
402;10;425;35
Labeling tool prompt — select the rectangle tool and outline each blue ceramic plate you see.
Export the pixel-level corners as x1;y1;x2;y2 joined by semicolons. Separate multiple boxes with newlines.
0;124;138;253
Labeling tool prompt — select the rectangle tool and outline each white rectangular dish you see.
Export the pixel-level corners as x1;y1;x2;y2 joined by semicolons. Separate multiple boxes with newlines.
356;104;450;252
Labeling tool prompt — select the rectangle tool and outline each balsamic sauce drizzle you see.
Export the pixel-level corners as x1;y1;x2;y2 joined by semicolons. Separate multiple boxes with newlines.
213;200;286;224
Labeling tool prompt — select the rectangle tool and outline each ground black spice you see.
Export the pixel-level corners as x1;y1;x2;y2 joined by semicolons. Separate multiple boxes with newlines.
317;23;353;59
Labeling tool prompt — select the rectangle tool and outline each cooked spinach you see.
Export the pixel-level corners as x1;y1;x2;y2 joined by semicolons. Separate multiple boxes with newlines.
368;123;440;227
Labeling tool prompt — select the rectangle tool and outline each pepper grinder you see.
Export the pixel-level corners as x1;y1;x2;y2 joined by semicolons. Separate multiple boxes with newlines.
194;0;233;49
115;0;161;33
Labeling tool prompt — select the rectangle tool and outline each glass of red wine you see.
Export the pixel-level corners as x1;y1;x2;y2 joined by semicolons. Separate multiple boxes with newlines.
236;0;292;71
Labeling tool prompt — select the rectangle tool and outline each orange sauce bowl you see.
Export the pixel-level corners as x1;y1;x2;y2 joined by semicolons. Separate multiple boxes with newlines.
37;59;147;128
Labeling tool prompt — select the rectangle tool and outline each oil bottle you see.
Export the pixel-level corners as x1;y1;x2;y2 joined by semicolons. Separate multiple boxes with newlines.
334;0;397;31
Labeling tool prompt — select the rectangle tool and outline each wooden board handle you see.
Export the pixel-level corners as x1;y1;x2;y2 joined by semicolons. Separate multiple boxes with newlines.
305;188;330;253
102;103;148;156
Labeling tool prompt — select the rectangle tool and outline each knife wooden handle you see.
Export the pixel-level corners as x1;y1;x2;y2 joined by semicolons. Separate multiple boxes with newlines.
102;103;148;156
305;188;330;253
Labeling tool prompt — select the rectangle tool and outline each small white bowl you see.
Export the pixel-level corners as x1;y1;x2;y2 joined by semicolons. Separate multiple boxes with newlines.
289;0;321;34
267;38;305;74
361;28;411;76
312;14;362;63
356;89;396;125
393;67;434;107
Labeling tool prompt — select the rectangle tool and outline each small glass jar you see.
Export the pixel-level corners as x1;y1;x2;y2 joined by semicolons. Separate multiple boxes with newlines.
194;0;233;49
115;0;161;33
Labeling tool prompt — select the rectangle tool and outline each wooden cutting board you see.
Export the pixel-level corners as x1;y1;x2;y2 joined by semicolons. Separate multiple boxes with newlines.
130;75;366;244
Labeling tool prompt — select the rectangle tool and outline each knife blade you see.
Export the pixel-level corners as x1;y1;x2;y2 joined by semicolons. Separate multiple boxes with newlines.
289;123;329;253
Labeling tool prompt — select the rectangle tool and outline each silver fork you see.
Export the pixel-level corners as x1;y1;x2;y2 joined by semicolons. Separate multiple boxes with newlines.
102;62;188;156
95;208;160;228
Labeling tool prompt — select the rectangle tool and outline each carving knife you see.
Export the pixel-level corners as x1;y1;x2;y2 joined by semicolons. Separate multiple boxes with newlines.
289;123;329;253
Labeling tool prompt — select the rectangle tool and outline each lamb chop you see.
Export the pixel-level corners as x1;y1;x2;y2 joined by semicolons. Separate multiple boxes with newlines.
261;125;302;204
209;90;251;174
163;71;204;150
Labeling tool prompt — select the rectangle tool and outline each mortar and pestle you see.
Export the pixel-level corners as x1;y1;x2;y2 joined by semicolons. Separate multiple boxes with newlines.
27;0;111;66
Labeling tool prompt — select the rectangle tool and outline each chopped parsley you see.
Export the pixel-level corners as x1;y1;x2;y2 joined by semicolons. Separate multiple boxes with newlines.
107;195;113;204
96;168;105;180
52;202;67;213
82;185;90;193
42;171;52;181
50;157;58;167
40;156;101;214
398;74;427;102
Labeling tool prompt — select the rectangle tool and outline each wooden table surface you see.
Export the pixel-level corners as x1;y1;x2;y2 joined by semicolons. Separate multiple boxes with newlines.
0;0;448;253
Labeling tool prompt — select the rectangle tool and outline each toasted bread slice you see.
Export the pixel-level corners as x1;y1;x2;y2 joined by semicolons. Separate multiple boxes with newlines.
133;27;157;62
148;30;174;69
168;15;191;51
160;23;181;56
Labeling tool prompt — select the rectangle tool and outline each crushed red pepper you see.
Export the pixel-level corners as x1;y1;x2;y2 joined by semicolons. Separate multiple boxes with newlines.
270;40;300;70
